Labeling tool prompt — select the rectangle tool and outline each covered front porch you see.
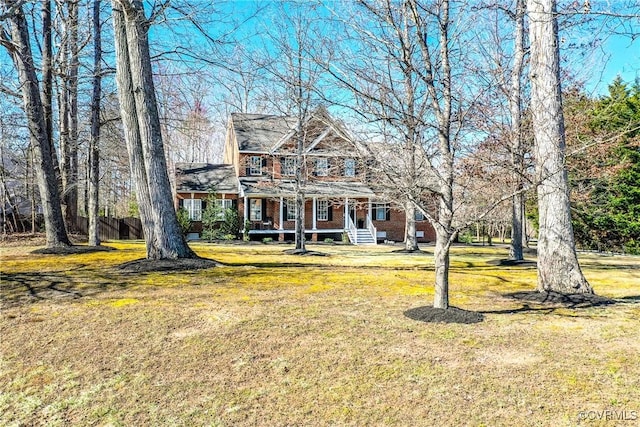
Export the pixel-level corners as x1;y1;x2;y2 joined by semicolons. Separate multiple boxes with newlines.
239;180;378;244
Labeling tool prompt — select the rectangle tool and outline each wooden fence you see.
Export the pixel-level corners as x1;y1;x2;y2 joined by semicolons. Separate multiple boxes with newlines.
75;216;143;241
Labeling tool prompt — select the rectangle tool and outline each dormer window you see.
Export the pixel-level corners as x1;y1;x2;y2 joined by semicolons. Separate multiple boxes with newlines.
315;158;328;176
249;156;262;175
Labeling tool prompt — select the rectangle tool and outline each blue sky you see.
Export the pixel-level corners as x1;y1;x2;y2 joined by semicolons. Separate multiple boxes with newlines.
585;34;639;95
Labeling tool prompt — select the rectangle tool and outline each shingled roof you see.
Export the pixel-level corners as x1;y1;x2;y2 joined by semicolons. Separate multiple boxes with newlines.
230;113;298;152
175;163;239;194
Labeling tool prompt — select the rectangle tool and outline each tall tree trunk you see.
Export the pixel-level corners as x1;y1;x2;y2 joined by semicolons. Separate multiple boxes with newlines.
40;0;61;185
111;0;194;259
294;129;306;252
2;2;71;247
112;1;156;254
527;0;592;293
509;0;526;261
88;0;102;246
66;0;79;231
404;202;419;251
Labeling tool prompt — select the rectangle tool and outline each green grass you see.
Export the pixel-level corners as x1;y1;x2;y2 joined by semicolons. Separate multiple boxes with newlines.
1;241;639;426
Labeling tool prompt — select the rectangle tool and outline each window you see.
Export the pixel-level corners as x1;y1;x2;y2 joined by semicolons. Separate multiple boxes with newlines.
249;156;262;175
282;157;296;176
249;199;262;221
317;199;329;221
374;203;390;221
344;158;356;177
286;199;297;221
415;210;425;221
315;158;328;176
183;198;202;221
215;199;233;220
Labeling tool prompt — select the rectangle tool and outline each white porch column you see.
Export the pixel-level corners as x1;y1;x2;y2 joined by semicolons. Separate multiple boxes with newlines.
312;197;317;230
368;199;373;221
244;196;249;225
344;197;349;229
279;196;284;230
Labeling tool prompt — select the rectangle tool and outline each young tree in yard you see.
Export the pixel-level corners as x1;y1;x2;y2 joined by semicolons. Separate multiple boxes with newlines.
111;0;194;259
329;0;472;308
259;2;327;253
0;1;72;247
527;0;592;293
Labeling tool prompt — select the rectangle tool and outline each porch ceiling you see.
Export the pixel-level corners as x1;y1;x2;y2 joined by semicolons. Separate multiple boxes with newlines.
240;179;375;198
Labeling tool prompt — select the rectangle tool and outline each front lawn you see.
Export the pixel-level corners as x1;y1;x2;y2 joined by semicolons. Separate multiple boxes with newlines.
1;242;638;426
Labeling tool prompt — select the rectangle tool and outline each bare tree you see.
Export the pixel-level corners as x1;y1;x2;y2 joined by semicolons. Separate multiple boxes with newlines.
87;0;101;246
55;0;81;231
527;0;592;293
259;2;328;253
111;0;194;259
508;0;527;260
0;0;72;247
329;0;470;308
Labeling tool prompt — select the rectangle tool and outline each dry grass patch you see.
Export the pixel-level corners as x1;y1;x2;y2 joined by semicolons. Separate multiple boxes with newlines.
1;241;639;426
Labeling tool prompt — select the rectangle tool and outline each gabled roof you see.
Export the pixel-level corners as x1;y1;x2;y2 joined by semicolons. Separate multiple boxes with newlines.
230;113;298;153
230;108;357;155
175;163;239;194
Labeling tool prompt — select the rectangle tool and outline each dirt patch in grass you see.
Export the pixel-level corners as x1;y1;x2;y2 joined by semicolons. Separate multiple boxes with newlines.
506;291;616;308
403;306;484;324
115;257;219;273
32;245;116;255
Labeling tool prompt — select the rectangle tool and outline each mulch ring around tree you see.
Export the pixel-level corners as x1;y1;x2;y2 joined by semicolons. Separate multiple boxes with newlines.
116;257;220;273
487;258;537;267
283;249;329;256
404;306;484;324
32;245;116;255
391;248;428;255
506;291;616;308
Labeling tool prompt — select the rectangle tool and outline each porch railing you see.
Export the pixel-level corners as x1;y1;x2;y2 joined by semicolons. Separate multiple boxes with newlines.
347;215;358;244
366;214;377;245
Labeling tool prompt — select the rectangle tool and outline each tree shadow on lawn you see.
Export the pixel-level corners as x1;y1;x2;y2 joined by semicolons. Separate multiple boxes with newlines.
404;292;640;324
479;291;640;316
0;257;219;309
1;270;108;309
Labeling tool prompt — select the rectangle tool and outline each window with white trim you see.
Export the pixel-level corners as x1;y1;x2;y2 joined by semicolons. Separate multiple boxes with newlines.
249;199;262;221
282;157;296;176
183;198;202;221
317;199;329;221
249;156;262;175
344;158;356;177
415;210;425;221
215;199;233;220
286;199;297;221
315;158;328;176
374;203;390;221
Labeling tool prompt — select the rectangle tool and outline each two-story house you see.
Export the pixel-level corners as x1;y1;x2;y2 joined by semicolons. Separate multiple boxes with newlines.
175;108;435;244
